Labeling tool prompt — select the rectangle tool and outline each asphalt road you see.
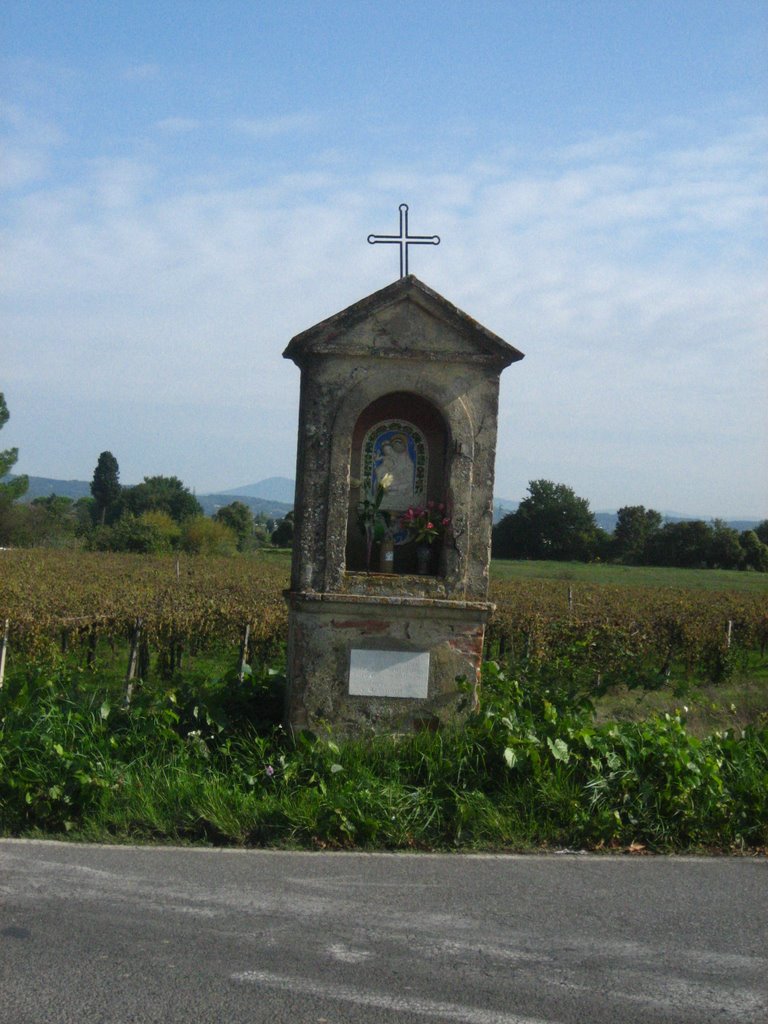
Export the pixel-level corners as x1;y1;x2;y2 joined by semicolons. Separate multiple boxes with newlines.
1;839;766;1024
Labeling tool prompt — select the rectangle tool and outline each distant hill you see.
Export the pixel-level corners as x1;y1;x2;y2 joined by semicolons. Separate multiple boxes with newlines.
196;493;293;519
7;475;91;502
3;475;294;520
220;477;296;504
493;500;518;524
595;512;618;533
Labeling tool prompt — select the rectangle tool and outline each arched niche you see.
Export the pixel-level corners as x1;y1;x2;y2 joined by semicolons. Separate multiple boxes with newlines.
345;392;448;574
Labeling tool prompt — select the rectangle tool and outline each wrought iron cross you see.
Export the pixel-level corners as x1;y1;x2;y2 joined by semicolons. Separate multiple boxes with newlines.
367;203;440;278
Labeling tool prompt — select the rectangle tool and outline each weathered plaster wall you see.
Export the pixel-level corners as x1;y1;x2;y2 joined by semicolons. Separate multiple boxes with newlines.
285;593;488;736
289;330;504;597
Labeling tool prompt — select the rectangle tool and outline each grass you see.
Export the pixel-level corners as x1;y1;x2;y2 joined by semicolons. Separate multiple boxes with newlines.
491;559;768;593
595;674;768;737
1;653;766;853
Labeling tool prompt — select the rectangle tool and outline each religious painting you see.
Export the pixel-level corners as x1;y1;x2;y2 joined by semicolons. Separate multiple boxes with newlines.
362;420;428;514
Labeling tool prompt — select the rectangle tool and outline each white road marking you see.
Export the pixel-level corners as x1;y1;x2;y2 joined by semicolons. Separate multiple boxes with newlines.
232;969;559;1024
326;943;374;963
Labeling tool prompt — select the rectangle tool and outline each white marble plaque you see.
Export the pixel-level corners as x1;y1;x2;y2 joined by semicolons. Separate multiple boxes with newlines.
349;649;430;699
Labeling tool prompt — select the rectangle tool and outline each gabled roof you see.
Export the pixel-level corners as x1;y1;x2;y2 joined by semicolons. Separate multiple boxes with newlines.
283;275;524;368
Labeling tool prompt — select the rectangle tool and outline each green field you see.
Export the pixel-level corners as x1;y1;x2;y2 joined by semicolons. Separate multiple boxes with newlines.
491;559;768;593
248;549;768;593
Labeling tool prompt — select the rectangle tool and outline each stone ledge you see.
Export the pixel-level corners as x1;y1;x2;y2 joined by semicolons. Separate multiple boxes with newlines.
284;588;494;616
339;570;449;600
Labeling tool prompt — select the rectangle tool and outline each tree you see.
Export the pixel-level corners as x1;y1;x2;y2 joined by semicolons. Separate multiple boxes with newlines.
214;501;254;551
755;520;768;546
613;505;663;564
252;514;272;547
122;475;202;523
88;511;179;554
271;510;294;548
138;510;181;551
73;496;95;534
708;519;743;570
29;495;79;547
492;480;597;561
646;520;713;568
0;392;28;504
739;530;768;572
180;515;237;556
90;451;122;525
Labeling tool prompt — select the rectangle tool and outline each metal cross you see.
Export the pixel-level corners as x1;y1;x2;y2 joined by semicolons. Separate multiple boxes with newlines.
367;203;440;278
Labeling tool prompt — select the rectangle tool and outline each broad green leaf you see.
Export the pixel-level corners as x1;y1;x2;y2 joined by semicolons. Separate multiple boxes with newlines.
543;700;557;724
503;747;518;768
547;737;570;763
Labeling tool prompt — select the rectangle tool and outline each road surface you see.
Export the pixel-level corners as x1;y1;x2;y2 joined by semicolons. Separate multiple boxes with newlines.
1;838;766;1023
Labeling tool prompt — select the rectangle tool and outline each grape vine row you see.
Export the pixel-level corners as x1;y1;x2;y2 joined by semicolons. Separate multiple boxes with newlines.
1;550;766;682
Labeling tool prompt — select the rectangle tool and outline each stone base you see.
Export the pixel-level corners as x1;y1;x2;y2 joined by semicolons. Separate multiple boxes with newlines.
284;589;491;736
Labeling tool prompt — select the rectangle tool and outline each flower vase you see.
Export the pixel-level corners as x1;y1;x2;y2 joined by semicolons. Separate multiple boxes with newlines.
416;543;431;575
379;535;395;573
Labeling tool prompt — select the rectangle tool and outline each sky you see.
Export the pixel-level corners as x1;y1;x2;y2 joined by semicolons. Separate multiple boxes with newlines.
2;0;766;517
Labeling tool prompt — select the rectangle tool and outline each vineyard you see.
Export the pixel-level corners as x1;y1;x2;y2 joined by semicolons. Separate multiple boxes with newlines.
1;548;766;687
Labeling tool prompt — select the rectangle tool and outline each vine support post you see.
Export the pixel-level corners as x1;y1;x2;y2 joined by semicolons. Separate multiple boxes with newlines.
124;617;143;707
0;618;9;688
238;623;251;682
726;619;733;649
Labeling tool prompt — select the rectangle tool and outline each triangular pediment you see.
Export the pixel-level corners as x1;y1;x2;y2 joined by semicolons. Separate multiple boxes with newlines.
283;276;524;368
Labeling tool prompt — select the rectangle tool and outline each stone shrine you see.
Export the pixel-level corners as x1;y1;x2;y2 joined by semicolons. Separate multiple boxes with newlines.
283;275;523;734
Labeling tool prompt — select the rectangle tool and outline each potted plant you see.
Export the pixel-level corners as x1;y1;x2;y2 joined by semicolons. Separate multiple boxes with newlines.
399;501;451;573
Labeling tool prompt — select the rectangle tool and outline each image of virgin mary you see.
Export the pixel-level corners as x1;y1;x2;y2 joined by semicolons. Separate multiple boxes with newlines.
372;430;421;510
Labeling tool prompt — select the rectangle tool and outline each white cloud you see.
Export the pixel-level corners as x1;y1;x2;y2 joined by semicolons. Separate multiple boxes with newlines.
232;113;321;139
0;101;64;190
557;129;653;163
155;117;201;134
2;111;766;512
0;148;47;189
